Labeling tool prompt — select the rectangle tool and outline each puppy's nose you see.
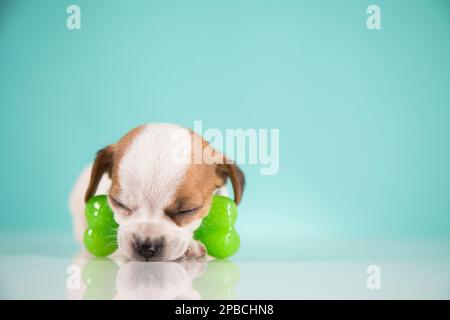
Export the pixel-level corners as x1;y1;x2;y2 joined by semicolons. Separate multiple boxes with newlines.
136;238;163;260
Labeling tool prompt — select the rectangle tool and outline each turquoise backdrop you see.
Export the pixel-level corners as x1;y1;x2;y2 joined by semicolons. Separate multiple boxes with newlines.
1;1;449;256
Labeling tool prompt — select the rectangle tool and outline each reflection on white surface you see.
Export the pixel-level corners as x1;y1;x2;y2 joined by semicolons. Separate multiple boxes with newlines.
69;255;205;299
0;251;449;299
67;252;239;300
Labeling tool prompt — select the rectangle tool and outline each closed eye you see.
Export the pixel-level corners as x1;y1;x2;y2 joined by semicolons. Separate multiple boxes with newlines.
169;206;203;216
109;196;131;212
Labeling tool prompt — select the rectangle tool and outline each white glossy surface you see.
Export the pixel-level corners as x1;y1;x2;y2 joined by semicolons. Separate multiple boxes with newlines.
1;233;450;299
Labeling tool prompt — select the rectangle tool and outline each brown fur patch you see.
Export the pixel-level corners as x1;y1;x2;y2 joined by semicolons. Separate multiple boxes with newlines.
84;146;114;202
85;125;145;202
165;162;225;226
164;131;225;226
164;129;246;225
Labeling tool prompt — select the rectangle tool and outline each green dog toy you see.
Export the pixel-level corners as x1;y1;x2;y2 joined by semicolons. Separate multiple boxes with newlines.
83;195;240;259
83;195;118;257
193;195;240;259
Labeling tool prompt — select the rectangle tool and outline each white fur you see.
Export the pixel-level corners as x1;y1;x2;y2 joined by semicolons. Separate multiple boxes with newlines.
114;124;194;260
115;123;191;221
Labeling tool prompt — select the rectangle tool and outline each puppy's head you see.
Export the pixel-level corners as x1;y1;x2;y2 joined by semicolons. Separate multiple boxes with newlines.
84;124;244;261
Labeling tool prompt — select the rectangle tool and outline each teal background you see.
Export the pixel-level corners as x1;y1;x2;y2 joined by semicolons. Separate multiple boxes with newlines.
0;0;449;257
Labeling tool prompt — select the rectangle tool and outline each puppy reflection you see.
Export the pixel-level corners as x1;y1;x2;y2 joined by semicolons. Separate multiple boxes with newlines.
115;261;205;299
68;252;239;300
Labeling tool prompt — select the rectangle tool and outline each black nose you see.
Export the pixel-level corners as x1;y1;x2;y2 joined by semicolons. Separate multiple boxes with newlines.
136;238;163;260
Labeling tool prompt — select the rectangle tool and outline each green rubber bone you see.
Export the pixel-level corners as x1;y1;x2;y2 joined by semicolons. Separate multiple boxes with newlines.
84;195;240;259
194;195;240;259
83;195;118;257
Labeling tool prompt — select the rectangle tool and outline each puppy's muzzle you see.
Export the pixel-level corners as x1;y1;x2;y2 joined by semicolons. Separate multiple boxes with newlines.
134;237;164;260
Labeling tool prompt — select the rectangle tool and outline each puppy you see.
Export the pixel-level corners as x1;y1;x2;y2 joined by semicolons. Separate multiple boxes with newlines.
69;123;244;261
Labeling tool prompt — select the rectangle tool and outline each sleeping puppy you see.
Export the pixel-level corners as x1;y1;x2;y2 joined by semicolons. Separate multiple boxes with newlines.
69;123;244;261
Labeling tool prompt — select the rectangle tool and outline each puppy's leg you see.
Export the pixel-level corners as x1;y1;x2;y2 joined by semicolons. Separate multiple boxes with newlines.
183;239;207;260
180;188;228;261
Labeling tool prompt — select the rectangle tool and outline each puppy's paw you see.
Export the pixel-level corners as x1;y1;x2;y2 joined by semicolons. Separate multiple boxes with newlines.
183;240;206;260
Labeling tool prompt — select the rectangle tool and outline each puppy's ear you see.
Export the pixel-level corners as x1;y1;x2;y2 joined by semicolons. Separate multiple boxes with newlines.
217;162;245;205
84;145;114;202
